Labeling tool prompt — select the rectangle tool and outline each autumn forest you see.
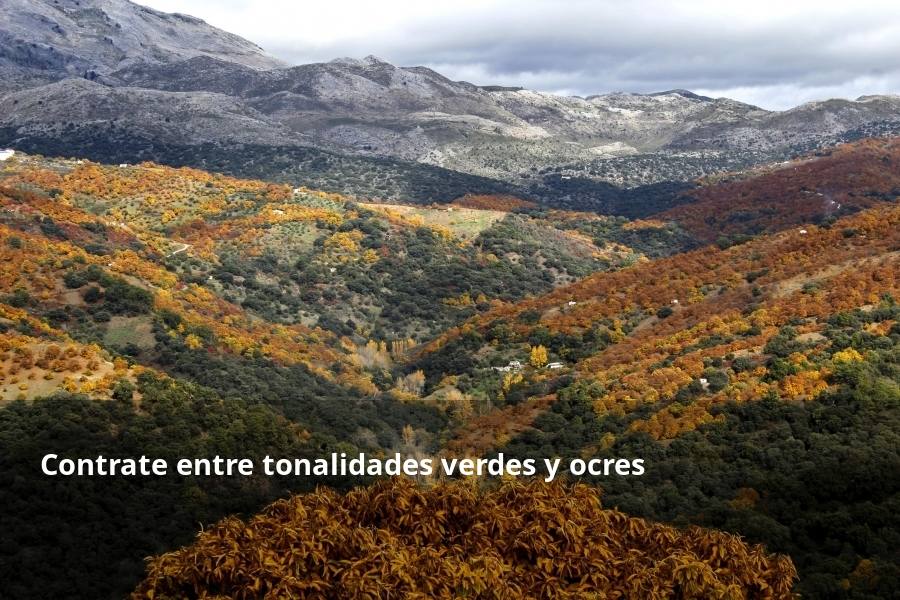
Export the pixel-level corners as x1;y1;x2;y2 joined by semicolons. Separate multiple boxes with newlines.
1;136;898;599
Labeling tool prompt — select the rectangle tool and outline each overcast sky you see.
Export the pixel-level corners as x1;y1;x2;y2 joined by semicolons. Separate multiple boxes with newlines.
140;0;900;110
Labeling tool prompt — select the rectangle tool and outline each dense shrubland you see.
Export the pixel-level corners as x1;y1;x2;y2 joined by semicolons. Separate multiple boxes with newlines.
501;305;900;598
0;139;898;599
0;373;366;600
663;137;900;242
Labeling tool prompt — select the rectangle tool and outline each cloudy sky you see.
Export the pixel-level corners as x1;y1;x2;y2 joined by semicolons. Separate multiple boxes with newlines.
140;0;900;110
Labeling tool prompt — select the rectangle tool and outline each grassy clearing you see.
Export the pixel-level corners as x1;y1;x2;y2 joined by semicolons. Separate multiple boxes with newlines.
364;203;506;240
104;315;155;350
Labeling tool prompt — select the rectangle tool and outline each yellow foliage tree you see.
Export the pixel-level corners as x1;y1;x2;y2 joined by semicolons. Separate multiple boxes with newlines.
529;345;548;368
184;334;203;350
833;347;864;363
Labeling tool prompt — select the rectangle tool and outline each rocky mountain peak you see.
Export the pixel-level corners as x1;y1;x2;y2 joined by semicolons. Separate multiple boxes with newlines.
2;1;899;193
0;0;285;91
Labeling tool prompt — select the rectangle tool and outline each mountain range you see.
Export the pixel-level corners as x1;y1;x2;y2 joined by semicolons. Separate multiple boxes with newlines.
1;2;899;598
3;0;900;201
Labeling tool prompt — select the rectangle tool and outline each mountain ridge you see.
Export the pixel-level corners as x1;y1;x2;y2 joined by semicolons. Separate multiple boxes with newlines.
0;0;284;91
3;0;899;198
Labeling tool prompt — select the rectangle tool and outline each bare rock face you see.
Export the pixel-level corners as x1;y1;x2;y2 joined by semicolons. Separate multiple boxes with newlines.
0;0;284;91
0;78;292;145
2;0;899;194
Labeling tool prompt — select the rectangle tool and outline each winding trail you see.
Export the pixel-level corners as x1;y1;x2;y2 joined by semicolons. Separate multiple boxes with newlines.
168;243;190;257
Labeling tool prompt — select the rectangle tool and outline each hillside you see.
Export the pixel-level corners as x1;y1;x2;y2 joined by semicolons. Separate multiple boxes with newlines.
0;153;691;344
0;150;696;598
409;140;900;597
0;138;897;598
135;478;797;599
1;3;898;599
664;137;900;243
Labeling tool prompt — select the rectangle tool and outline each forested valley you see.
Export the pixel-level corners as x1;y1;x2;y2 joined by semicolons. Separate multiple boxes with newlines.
0;136;897;598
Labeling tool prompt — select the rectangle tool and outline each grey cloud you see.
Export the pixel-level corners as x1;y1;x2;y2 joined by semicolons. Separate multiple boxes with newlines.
143;0;900;109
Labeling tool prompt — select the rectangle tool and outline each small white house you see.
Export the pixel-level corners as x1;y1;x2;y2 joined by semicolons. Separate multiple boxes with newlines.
492;360;523;373
799;229;808;235
567;301;577;306
118;163;129;168
272;209;285;215
699;377;710;390
0;149;15;161
671;299;679;304
547;362;564;370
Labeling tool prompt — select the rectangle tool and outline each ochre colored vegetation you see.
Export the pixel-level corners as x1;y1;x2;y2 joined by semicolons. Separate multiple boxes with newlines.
663;138;900;242
444;393;557;457
134;478;796;599
451;193;539;211
0;330;140;403
427;202;899;446
0;219;368;386
1;144;896;599
0;216;375;398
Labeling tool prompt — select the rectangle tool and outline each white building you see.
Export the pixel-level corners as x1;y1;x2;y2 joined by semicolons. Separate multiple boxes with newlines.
492;360;523;372
0;149;15;161
547;362;564;370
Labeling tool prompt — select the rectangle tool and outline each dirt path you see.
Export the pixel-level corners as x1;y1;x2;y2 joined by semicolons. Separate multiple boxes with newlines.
168;243;190;257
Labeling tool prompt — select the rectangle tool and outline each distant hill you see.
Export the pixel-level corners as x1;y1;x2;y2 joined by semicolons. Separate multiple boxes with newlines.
663;136;900;243
2;0;900;206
